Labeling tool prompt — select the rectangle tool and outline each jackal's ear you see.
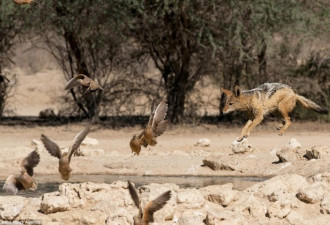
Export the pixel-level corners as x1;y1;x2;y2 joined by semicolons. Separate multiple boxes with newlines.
234;86;241;97
221;88;232;96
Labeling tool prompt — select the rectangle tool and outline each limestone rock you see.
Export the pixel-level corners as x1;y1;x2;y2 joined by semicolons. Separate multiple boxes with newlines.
286;138;302;149
178;210;205;225
285;211;309;225
231;139;253;154
229;194;268;219
320;194;330;214
246;174;308;197
194;138;211;147
266;200;291;218
199;183;238;207
304;145;329;160
307;172;330;184
176;188;205;210
40;192;70;214
276;146;306;163
296;183;326;204
0;196;25;221
205;206;251;225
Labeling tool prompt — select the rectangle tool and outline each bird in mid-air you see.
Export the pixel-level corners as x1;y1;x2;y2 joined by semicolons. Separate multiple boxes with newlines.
130;101;168;155
127;180;171;225
40;127;90;180
65;74;103;97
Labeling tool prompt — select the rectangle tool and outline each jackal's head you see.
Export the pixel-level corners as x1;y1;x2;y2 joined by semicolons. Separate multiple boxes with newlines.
222;86;243;114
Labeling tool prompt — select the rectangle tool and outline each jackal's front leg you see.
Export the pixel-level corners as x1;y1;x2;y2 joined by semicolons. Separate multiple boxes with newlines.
238;114;264;141
238;120;252;142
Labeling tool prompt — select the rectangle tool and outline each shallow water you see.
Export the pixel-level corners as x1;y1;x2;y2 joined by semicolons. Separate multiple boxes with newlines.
0;174;267;198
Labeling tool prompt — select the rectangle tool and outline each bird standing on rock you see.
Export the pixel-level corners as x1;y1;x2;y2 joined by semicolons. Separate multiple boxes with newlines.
3;149;40;195
65;74;103;97
40;127;90;180
127;180;171;225
130;101;169;155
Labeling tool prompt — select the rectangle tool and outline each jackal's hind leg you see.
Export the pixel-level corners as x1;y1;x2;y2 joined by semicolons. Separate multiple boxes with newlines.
277;97;294;136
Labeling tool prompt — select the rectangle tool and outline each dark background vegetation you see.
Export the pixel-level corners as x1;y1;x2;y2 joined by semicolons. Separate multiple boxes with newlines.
0;0;329;124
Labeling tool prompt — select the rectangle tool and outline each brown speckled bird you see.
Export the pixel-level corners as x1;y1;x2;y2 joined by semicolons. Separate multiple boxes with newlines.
127;180;171;225
65;74;103;96
12;0;36;5
130;101;168;155
3;150;40;195
40;127;90;180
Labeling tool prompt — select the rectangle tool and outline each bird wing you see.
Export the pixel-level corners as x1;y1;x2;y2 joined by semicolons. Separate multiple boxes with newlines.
147;101;156;127
68;126;90;160
144;190;171;221
153;119;168;137
40;134;62;159
64;74;85;90
152;101;168;133
20;150;40;176
3;175;23;195
127;180;141;209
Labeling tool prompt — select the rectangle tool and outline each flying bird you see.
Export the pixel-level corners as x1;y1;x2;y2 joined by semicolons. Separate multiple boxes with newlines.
65;74;103;96
130;101;168;155
127;180;171;225
40;127;90;180
3;150;40;195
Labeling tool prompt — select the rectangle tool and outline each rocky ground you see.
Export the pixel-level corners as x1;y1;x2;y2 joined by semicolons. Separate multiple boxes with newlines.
0;172;329;225
0;123;329;224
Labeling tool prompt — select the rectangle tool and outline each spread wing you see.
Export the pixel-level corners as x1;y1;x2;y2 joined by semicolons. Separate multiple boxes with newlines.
40;134;62;159
147;101;156;127
19;150;40;176
68;126;90;160
151;101;168;134
3;175;23;195
144;190;171;220
64;74;85;90
127;180;141;209
128;180;143;218
153;119;168;137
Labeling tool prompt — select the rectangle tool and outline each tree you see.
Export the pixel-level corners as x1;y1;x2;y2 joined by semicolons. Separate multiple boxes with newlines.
0;1;25;118
125;0;223;123
29;0;133;120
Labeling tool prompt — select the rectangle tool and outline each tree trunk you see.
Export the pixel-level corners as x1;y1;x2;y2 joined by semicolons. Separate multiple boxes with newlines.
166;63;190;123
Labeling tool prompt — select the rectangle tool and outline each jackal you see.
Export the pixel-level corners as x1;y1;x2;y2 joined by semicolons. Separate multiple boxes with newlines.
222;83;328;141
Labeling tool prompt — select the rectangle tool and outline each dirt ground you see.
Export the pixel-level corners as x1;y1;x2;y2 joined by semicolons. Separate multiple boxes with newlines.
1;42;329;184
0;122;329;182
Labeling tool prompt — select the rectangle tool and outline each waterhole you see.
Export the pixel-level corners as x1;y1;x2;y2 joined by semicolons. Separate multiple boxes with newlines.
0;174;268;197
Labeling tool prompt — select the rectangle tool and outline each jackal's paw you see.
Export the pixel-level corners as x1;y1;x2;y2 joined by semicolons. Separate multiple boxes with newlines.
278;132;284;136
237;135;248;142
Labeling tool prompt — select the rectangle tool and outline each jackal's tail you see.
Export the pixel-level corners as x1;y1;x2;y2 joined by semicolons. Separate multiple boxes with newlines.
296;95;328;114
